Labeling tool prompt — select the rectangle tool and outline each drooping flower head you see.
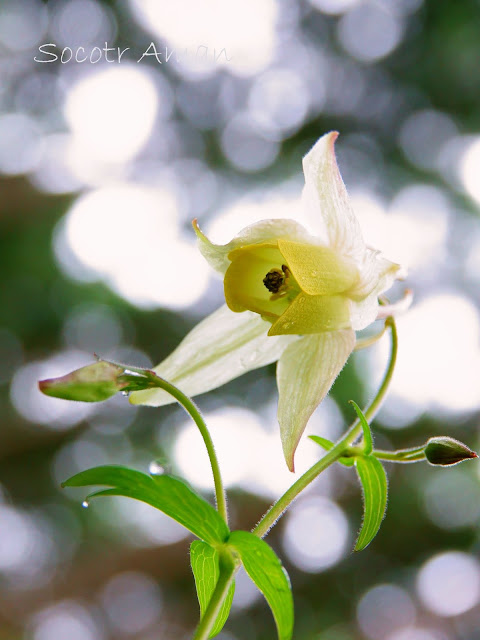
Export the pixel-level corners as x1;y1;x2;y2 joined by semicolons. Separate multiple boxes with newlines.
131;132;401;471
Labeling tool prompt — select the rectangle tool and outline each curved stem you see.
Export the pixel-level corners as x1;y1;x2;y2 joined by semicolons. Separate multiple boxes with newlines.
252;442;347;538
374;446;426;463
341;316;398;448
364;316;398;423
253;316;398;539
147;372;228;526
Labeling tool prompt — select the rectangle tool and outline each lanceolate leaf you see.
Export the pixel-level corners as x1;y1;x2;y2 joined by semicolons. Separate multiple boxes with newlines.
228;531;293;640
350;400;373;455
63;465;229;545
190;540;235;638
308;435;334;451
354;456;388;551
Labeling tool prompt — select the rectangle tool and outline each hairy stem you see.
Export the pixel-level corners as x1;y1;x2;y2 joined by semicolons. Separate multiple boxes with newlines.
363;316;398;423
147;372;228;526
252;316;398;538
374;446;426;462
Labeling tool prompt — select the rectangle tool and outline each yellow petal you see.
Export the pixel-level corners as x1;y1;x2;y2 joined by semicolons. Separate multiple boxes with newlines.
277;239;359;295
224;243;292;318
268;292;351;336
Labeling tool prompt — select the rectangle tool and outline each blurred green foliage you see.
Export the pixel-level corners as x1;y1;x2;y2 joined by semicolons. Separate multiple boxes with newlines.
1;0;480;639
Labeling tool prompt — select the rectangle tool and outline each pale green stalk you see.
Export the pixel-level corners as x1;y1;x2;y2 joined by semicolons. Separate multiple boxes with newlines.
361;317;398;424
146;372;228;526
345;444;426;462
373;446;426;462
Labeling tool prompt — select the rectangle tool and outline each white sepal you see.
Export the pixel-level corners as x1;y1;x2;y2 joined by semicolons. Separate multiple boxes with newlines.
349;248;401;330
130;305;297;407
302;131;366;263
194;218;314;275
277;329;356;471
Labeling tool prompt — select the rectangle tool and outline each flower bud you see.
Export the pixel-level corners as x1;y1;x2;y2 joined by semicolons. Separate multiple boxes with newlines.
424;436;478;466
39;361;130;402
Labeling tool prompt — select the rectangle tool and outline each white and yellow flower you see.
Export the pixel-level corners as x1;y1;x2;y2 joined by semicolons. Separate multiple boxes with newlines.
131;132;401;471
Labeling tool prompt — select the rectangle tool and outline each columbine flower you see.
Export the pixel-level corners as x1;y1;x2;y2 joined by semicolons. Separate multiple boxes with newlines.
131;132;401;471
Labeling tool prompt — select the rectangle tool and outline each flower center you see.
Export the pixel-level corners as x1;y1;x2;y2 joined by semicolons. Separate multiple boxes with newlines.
263;264;290;295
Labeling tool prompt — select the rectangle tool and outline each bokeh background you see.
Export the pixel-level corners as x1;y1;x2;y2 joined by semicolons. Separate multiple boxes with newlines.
1;0;480;638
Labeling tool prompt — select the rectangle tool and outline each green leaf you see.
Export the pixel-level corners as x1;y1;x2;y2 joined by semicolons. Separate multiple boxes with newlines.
349;400;373;455
308;436;355;467
308;435;334;451
354;456;388;551
228;531;293;640
63;465;229;545
190;541;235;637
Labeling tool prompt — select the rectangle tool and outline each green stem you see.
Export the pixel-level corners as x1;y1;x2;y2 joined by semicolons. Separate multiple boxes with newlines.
373;446;426;463
252;316;398;539
341;316;398;449
252;442;348;537
363;316;398;423
193;555;238;640
346;444;426;462
147;372;228;526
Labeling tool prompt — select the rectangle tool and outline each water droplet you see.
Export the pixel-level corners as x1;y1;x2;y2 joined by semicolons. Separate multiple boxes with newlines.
82;500;89;509
310;270;318;277
121;390;130;397
241;351;259;367
149;461;165;476
283;321;292;329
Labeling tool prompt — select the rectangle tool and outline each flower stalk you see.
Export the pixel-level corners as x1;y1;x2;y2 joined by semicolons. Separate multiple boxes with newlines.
144;371;229;525
372;446;426;463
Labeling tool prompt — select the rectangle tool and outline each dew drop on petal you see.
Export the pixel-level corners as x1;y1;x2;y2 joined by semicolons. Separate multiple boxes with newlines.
121;390;130;397
82;500;89;509
240;351;260;368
